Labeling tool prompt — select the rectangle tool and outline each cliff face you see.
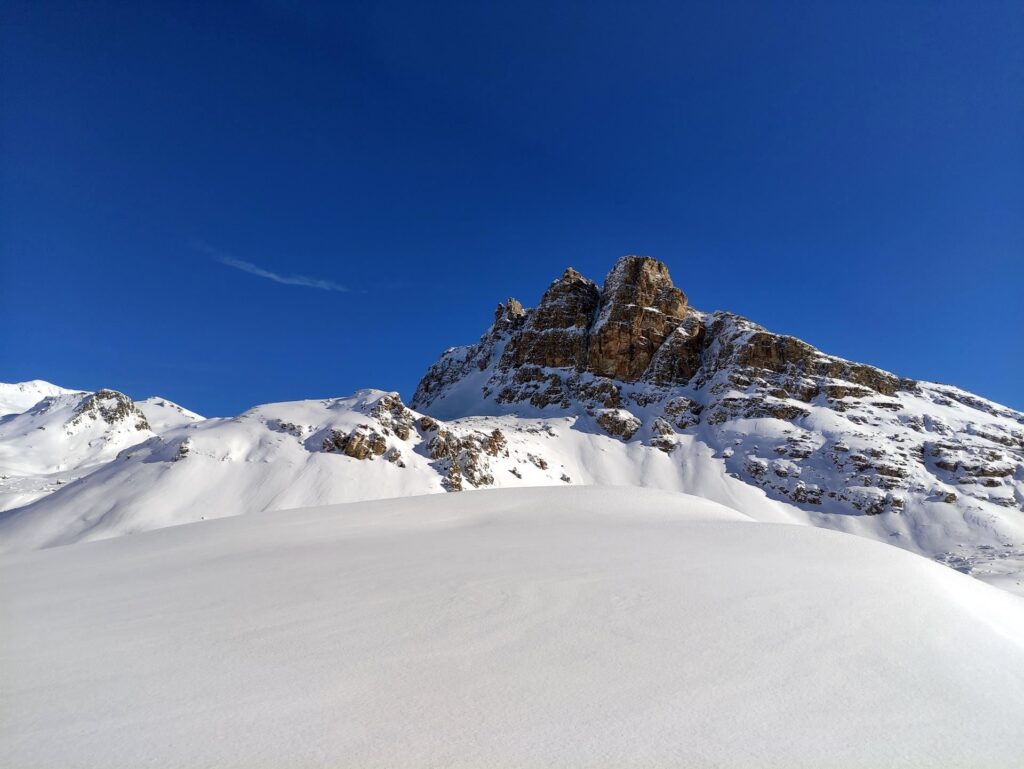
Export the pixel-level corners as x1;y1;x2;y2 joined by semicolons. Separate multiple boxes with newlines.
587;256;689;381
491;256;691;384
412;256;1024;531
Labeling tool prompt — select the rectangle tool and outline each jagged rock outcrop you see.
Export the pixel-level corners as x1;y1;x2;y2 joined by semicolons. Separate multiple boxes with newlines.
322;426;388;460
423;425;509;491
587;256;688;380
305;392;551;492
596;409;642;440
0;388;159;511
643;315;706;386
415;257;693;411
502;269;598;371
70;389;150;432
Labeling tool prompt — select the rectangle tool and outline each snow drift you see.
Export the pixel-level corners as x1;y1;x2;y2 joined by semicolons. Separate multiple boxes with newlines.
2;486;1023;768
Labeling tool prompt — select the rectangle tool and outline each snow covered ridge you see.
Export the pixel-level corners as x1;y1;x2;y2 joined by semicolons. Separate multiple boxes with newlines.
1;256;1022;592
136;396;203;432
0;389;598;549
3;487;1024;767
0;379;81;417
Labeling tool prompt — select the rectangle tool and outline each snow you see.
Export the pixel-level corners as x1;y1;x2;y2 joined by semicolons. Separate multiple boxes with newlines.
0;379;80;417
3;378;1022;596
411;305;1024;595
2;365;1022;598
2;486;1023;768
135;396;204;431
0;386;199;515
0;394;801;550
0;389;153;514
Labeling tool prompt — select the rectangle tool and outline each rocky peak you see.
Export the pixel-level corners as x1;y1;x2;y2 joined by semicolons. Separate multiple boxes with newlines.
588;256;689;381
536;268;600;330
492;297;526;332
71;389;150;431
500;266;600;371
412;254;917;418
495;255;688;379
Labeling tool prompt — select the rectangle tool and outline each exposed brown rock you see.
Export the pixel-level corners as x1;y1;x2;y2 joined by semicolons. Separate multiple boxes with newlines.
322;426;388;460
494;297;526;331
370;394;415;440
587;256;688;381
71;389;150;432
596;409;641;440
501;268;599;370
663;396;702;429
425;427;506;490
643;316;705;386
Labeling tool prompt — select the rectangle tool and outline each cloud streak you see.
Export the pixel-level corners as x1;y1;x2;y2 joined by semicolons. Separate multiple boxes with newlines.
197;242;349;292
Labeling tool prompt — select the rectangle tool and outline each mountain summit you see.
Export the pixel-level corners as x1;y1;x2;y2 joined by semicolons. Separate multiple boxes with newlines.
413;255;913;415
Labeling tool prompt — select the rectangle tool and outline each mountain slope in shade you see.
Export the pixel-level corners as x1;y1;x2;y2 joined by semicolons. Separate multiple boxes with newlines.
3;487;1023;768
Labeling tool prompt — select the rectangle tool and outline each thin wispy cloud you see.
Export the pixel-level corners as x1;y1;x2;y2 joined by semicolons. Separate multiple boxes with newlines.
196;242;349;292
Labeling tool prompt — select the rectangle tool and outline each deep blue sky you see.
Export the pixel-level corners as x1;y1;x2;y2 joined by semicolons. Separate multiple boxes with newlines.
2;1;1021;415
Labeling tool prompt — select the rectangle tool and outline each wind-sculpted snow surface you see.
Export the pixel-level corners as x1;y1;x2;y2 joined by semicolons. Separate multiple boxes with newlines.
2;487;1023;768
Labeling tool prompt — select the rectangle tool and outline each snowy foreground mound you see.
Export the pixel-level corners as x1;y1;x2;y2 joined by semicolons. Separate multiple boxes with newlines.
3;486;1023;768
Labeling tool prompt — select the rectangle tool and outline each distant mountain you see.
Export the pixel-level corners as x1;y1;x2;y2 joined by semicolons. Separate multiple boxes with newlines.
0;385;198;514
0;380;81;417
2;257;1022;594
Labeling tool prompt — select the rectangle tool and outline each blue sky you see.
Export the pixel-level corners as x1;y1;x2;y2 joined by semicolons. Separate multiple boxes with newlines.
2;1;1021;415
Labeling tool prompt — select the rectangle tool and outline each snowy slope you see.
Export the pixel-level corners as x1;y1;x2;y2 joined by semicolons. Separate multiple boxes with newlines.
0;386;198;514
0;379;80;416
0;390;803;550
0;388;155;513
2;380;1022;595
136;396;204;431
0;389;151;475
2;486;1023;769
